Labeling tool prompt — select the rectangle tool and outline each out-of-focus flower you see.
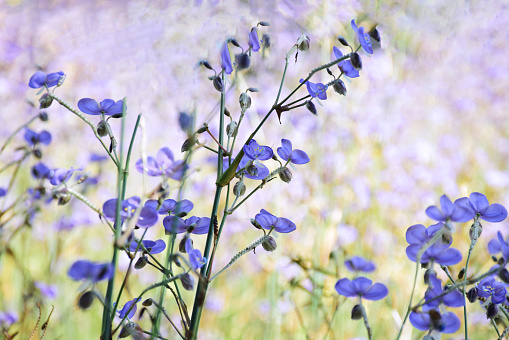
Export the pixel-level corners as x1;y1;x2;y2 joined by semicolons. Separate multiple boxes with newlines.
223;155;270;180
24;129;52;146
145;199;194;216
103;196;158;228
117;298;141;319
28;71;65;89
406;241;462;266
135;147;187;180
423;274;464;310
163;216;210;234
185;238;206;270
248;27;260;52
0;188;7;197
129;239;166;254
77;98;124;117
34;281;58;300
333;47;359;78
405;223;448;246
425;195;475;223
409;310;460;333
0;311;18;327
351;20;373;54
221;41;233;74
277;139;309;164
243;139;273;161
68;260;113;283
31;163;51;179
334;277;388;300
345;256;376;273
49;167;81;185
455;192;508;223
254;209;296;233
299;79;327;100
476;276;507;304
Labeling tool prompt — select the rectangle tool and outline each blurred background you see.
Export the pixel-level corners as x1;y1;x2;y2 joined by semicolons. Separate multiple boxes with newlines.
1;0;509;339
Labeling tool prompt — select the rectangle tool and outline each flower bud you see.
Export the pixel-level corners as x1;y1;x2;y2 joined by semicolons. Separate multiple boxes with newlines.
369;28;381;43
39;93;53;109
298;35;310;51
337;35;349;47
467;287;478;303
235;53;250;70
179;235;190;253
135;256;148;270
142;298;153;306
279;167;292;183
227;121;238;137
239;92;252;110
57;191;71;206
39;112;49;121
306;100;317;115
487;303;499;319
181;138;196;152
428;309;443;330
458;267;465;280
333;79;347;96
198;59;213;70
351;53;362;70
251;218;262;229
229;38;241;48
213;76;224;92
258;21;270;26
351;304;363;320
33;149;42;159
247;164;258;177
492;255;498;262
262;33;270;47
233;181;246;196
97;120;108;137
423;268;435;285
224;107;231;118
181;273;195;291
119;322;142;338
57;74;66;87
499;268;509;284
78;291;95;310
262;236;277;252
469;222;482;241
196;125;208;134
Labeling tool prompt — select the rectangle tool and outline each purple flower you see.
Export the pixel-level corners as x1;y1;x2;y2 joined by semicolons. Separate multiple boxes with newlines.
0;311;18;327
423;274;464;310
145;199;194;216
405;223;449;246
496;231;509;260
299;79;327;100
254;209;296;233
135;147;187;180
31;162;51;179
0;188;6;197
406;241;462;266
185;238;206;270
130;239;166;254
425;195;475;223
333;47;360;78
163;216;210;234
90;153;108;162
455;192;507;223
77;98;124;117
223;155;270;180
345;256;376;273
243;139;273;161
334;277;388;300
476;276;507;304
277;139;309;164
248;27;260;52
103;196;159;228
409;310;460;333
221;42;233;74
68;260;113;282
34;281;58;300
49;167;81;185
351;20;373;54
117;298;141;319
28;71;65;89
24;128;52;146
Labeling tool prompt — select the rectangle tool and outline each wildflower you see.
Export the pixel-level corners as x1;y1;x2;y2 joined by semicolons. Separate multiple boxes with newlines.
68;260;113;282
28;71;65;89
77;98;124;117
334;276;388;300
145;199;194;217
130;239;166;254
254;209;296;233
476;276;507;304
409;309;460;333
221;41;233;74
405;223;448;246
423;274;464;310
117;298;141;319
333;47;359;78
0;188;6;197
351;20;373;54
345;256;376;273
223;155;270;180
406;241;462;266
24;129;52;146
34;281;58;300
0;311;18;327
299;79;327;100
135;147;187;180
277;139;310;164
455;192;508;223
185;238;206;270
248;27;260;52
49;166;81;185
31;162;51;179
163;216;210;234
425;194;475;223
243;139;273;161
102;196;159;228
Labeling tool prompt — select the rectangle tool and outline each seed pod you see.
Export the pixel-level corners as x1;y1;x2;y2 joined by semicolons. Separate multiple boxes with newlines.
351;304;363;320
351;52;362;70
333;79;347;96
251;218;262;229
262;236;277;252
181;273;195;291
135;256;148;270
58;191;71;206
233;181;246;196
279;167;292;183
337;35;349;46
97;120;108;137
39;93;53;109
306;101;317;115
298;35;311;51
239;92;252;110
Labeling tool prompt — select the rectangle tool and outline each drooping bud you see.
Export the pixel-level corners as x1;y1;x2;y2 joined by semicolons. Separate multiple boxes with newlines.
262;236;277;252
235;53;250;70
39;93;53;109
351;304;363;320
181;273;195;291
181;138;196;152
333;78;347;96
298;35;311;51
262;34;270;47
57;191;71;206
198;59;214;70
33;149;42;159
350;53;362;70
423;268;435;285
337;35;349;47
233;181;246;196
213;76;224;92
39;112;49;121
227;121;238;138
279;167;292;183
466;287;478;303
487;303;499;319
247;164;258;177
97;120;108;137
369;28;381;43
251;218;262;229
179;235;190;253
196;125;208;134
223;107;231;118
142;298;153;307
469;222;482;241
239;92;252;110
499;268;509;284
78;291;95;310
258;21;270;27
229;38;241;48
458;267;465;280
135;256;148;269
306;100;317;115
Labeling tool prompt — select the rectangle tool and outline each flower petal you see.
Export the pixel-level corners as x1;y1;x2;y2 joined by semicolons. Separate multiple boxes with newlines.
274;217;296;233
28;71;46;88
351;277;372;293
405;224;427;244
221;42;233;74
192;217;211;234
334;278;357;297
362;283;388;300
480;203;508;222
469;192;489;212
425;206;446;222
157;147;175;165
137;206;159;228
450;205;475;222
440;312;461;333
290;149;310;164
163;216;186;234
104;100;124;116
488;238;502;254
440;195;454;216
78;98;101;115
409;311;431;331
433;247;462;266
38;131;52;145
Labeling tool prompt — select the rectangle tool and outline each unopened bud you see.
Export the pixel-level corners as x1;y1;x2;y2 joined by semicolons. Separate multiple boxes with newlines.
369;28;381;43
239;92;252;110
181;273;195;291
38;112;49;121
337;35;349;46
181;138;196;152
33;149;42;159
97;120;108;137
351;304;363;320
196;125;208;134
262;34;270;47
258;21;270;26
487;303;499;319
198;59;213;70
213;76;224;92
235;53;250;70
247;164;258;177
469;222;482;241
262;236;277;252
298;35;310;51
78;291;95;310
279;167;292;183
172;255;182;267
333;78;347;96
179;235;190;253
142;298;153;306
466;287;478;303
251;218;262;229
499;268;509;284
233;181;246;196
39;93;53;109
229;38;241;48
227;121;238;137
119;322;142;338
458;268;465;280
350;52;362;70
306;101;317;115
247;87;259;92
423;268;435;285
224;107;231;117
58;191;71;205
135;256;148;269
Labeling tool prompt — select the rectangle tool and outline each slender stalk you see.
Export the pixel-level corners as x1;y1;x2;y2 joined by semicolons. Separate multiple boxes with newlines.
462;216;481;340
359;301;372;340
